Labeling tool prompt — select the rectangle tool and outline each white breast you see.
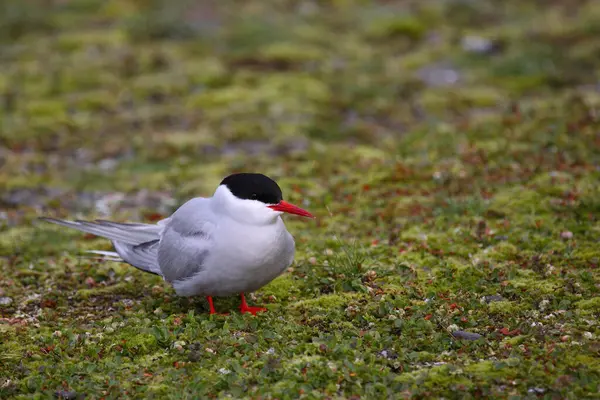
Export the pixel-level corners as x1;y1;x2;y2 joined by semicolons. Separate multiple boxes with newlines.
171;217;295;297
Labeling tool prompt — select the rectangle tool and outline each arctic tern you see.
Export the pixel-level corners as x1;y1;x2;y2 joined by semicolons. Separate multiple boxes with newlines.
40;173;314;315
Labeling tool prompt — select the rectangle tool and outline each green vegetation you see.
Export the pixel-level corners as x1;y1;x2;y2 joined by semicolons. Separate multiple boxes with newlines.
1;0;599;398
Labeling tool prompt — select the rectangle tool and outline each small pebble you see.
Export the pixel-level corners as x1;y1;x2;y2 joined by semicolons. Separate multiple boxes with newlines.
461;35;494;53
379;349;398;359
483;295;504;303
188;351;202;362
173;341;186;352
363;270;377;282
452;331;483;341
528;387;546;394
0;297;13;305
561;231;573;240
417;64;460;86
97;158;119;172
121;299;134;307
152;285;164;295
54;390;78;400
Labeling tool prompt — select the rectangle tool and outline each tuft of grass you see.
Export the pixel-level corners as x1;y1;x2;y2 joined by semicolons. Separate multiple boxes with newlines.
326;238;369;293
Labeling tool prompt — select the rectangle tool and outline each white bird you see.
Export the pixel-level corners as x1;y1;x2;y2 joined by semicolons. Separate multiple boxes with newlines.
40;173;314;315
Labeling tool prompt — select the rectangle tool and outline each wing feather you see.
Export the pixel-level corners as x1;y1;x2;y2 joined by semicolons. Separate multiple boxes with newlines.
113;240;162;275
40;217;159;244
40;196;213;282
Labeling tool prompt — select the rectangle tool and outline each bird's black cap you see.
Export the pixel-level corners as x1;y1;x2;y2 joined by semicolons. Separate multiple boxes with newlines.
220;173;283;205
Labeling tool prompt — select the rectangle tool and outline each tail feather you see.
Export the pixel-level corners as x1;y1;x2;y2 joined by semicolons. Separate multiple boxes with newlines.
40;217;164;276
86;250;121;257
40;217;160;245
86;250;123;262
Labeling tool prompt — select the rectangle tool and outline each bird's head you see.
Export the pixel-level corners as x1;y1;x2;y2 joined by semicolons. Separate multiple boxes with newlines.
214;173;314;225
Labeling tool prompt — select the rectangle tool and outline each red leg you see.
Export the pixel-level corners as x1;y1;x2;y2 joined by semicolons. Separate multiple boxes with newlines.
207;296;217;314
239;293;267;315
206;296;228;315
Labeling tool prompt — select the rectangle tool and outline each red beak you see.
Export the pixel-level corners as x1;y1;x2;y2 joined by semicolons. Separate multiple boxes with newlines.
268;200;314;218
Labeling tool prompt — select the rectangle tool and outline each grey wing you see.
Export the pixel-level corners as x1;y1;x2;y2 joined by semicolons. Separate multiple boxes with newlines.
156;198;215;283
113;239;162;275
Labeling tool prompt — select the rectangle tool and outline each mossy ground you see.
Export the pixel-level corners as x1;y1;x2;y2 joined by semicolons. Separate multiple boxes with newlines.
1;0;600;398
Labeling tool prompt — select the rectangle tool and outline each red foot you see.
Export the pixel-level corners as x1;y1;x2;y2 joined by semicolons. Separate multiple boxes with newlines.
239;293;267;315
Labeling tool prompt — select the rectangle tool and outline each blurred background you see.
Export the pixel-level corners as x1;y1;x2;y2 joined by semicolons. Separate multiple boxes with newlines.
1;0;598;227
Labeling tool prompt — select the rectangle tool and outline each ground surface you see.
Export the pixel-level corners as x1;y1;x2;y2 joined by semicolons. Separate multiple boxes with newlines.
1;0;600;399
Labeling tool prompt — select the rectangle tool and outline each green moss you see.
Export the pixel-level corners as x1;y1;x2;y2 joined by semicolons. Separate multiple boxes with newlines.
504;335;529;347
365;15;427;41
486;242;519;260
257;42;325;63
575;297;600;311
22;100;68;119
490;188;549;216
508;270;560;295
488;300;526;316
123;333;158;355
258;274;302;301
290;293;361;312
183;58;228;87
75;282;136;299
394;364;474;389
55;29;125;51
465;359;519;378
